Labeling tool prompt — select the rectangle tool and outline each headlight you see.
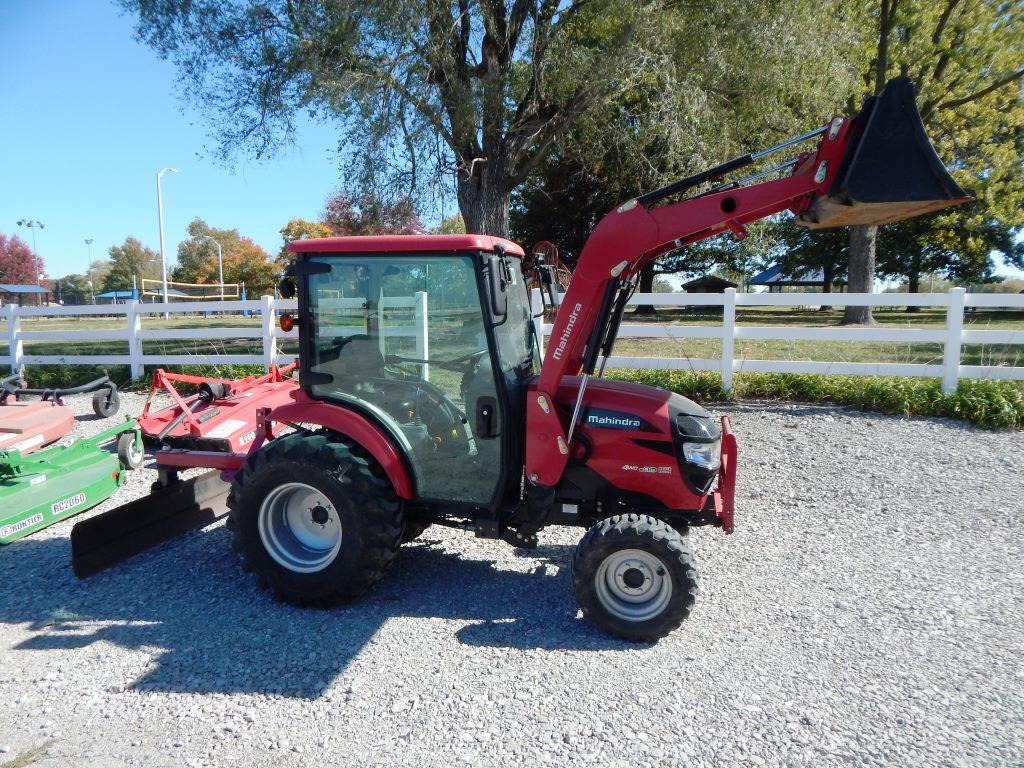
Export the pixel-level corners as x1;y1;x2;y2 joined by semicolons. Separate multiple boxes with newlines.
683;439;721;470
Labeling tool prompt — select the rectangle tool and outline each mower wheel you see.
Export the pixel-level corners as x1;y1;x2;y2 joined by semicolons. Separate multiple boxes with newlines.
92;388;120;418
227;432;404;607
117;432;145;470
571;514;698;642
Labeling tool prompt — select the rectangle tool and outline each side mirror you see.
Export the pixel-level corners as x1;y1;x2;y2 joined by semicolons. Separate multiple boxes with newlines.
488;256;508;318
538;264;558;308
278;275;296;299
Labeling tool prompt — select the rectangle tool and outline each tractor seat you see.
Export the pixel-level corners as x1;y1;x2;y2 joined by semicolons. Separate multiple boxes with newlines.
320;334;385;382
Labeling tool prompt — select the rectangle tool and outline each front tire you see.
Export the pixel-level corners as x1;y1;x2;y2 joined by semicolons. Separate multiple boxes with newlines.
572;514;698;642
227;433;403;607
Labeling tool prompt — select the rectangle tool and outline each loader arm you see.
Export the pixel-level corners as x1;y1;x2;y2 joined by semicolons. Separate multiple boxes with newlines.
524;123;850;487
525;77;969;488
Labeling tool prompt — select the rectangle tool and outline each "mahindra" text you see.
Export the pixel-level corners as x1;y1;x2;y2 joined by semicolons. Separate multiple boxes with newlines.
552;303;584;361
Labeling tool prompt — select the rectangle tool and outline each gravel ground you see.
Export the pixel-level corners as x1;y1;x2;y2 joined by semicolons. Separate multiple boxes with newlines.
1;391;1022;767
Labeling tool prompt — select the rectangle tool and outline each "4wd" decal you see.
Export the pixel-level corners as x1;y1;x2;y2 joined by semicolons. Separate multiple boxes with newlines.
622;464;673;474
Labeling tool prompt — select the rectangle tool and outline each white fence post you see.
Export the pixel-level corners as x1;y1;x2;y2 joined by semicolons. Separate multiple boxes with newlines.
261;295;277;371
126;300;144;380
942;287;966;394
531;287;545;359
721;287;736;394
414;291;429;382
6;304;22;374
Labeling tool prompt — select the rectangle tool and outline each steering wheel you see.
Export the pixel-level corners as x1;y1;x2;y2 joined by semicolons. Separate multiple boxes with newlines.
384;349;488;373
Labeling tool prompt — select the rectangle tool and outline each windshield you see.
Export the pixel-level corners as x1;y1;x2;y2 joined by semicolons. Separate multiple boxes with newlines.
493;258;539;376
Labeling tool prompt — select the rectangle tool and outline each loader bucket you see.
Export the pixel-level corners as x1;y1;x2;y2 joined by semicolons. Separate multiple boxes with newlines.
800;77;971;228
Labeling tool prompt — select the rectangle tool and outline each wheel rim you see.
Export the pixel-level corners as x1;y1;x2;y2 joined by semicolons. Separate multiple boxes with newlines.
127;440;143;465
593;548;673;623
257;482;342;573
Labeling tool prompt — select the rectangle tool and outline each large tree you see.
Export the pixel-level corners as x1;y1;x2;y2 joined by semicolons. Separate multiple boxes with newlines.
122;0;858;239
839;0;1024;324
772;217;849;295
278;218;333;260
876;213;1021;296
0;233;45;285
322;192;423;236
103;236;162;293
54;274;93;305
279;191;423;263
123;0;669;235
176;219;281;293
512;0;858;307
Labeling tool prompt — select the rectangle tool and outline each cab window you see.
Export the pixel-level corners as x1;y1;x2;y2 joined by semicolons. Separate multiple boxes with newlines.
306;254;503;504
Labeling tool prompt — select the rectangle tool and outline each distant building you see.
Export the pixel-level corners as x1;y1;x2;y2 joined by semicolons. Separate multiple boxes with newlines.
681;275;738;293
748;264;847;293
0;283;50;306
95;289;139;304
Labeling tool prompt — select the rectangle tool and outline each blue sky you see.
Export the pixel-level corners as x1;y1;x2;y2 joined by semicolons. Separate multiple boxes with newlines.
0;1;367;280
1;1;1020;283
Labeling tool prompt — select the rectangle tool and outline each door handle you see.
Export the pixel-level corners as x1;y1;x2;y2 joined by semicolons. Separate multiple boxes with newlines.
475;396;498;438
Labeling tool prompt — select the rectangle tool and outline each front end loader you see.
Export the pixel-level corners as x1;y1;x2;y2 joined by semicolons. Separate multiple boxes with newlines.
71;77;968;641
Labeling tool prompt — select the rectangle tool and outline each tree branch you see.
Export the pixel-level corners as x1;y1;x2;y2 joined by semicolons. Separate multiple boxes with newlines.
874;0;892;94
932;67;1024;113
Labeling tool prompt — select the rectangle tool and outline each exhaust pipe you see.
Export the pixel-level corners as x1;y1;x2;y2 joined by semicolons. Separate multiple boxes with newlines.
799;77;972;228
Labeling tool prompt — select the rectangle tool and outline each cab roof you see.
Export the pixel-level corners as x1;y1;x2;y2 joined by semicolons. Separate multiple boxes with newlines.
286;234;525;257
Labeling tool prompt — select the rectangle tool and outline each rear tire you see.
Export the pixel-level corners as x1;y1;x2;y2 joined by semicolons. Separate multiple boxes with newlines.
227;432;403;607
92;388;120;418
572;514;698;642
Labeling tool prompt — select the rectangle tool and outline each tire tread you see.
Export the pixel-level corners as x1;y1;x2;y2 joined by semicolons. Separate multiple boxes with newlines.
227;432;403;607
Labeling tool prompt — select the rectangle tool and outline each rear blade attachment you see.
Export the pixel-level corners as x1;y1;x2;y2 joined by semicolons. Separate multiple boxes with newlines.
71;470;229;578
800;77;972;228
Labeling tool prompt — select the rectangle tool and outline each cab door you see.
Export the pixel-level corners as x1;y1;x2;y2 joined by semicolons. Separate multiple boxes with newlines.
300;253;506;508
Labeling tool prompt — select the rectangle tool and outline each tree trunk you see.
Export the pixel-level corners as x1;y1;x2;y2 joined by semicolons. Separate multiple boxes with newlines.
456;165;511;237
634;262;656;315
819;260;835;311
842;225;877;325
906;268;921;313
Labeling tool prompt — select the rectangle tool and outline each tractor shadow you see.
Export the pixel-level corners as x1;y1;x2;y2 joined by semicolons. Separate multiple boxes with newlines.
0;525;625;700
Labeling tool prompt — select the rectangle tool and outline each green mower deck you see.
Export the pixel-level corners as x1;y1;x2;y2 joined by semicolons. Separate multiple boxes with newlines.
0;418;143;544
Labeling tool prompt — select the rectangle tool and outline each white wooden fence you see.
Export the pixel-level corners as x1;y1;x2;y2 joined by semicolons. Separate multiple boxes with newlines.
1;293;428;381
530;287;1024;394
2;288;1021;394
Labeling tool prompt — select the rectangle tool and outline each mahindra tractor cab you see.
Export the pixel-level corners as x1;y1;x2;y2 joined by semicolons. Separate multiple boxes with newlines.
74;78;968;641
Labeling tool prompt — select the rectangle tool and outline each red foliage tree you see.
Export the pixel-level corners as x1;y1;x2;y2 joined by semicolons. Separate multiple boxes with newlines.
322;193;423;236
0;233;45;285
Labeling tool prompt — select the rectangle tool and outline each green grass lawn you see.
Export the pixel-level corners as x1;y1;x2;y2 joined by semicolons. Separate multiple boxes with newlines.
613;306;1024;368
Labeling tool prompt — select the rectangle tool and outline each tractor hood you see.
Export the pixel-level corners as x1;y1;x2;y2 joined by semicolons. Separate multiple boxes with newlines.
799;77;971;228
554;376;710;424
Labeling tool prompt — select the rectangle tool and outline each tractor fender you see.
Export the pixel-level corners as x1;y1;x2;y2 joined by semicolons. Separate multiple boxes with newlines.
267;399;414;500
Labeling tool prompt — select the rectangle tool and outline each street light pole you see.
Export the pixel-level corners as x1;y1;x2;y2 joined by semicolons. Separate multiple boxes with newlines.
156;167;178;318
16;219;45;266
200;235;225;302
84;238;94;301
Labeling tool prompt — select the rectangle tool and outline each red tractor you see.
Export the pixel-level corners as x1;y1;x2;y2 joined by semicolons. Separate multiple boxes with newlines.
76;78;967;641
